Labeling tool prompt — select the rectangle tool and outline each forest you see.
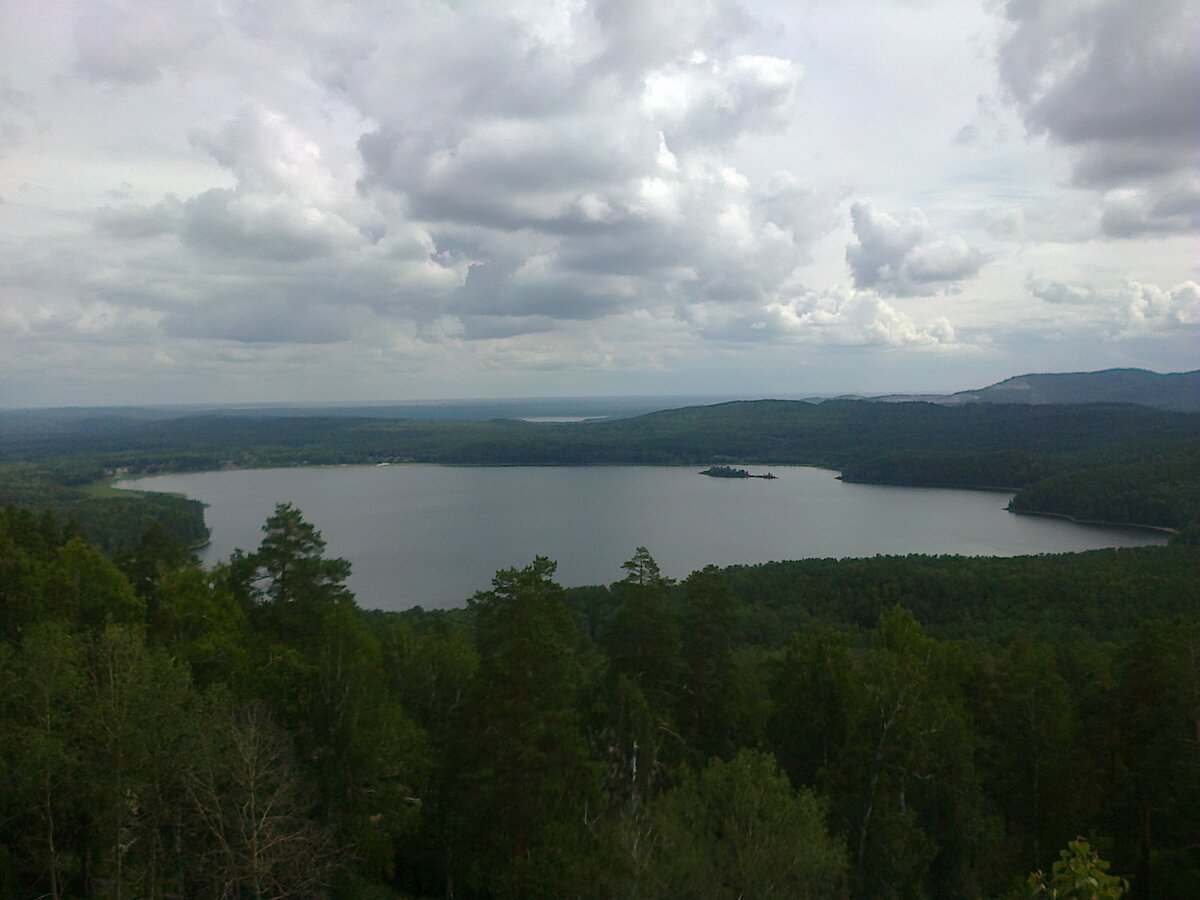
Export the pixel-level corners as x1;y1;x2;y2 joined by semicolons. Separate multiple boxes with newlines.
2;398;1199;552
1;501;1195;898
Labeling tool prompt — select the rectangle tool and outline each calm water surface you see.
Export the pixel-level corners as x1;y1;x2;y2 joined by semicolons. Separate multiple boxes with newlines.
121;465;1165;610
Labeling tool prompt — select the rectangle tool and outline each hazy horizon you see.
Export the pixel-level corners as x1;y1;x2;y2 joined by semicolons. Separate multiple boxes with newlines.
3;364;1198;414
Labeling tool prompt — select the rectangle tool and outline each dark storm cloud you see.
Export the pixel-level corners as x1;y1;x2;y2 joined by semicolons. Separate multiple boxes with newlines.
846;202;984;296
999;0;1200;234
1100;181;1200;237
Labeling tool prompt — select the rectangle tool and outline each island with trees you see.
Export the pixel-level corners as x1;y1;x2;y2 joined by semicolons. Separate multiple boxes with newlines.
700;465;777;479
3;397;1198;550
1;386;1198;895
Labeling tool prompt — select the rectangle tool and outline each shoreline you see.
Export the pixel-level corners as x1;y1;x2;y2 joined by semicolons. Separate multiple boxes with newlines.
109;461;1177;544
837;475;1020;494
1006;506;1177;536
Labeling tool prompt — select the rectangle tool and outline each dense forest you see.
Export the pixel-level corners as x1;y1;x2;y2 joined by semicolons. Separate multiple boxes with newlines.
2;399;1199;552
1;502;1195;898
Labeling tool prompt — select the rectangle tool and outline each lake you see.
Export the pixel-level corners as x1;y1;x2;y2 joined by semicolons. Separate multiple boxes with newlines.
120;465;1167;611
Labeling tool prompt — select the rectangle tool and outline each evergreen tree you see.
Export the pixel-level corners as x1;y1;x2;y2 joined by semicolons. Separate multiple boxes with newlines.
980;639;1080;873
604;547;680;710
1113;619;1200;899
443;557;596;897
678;566;741;763
244;503;353;643
769;626;856;791
642;749;847;899
831;607;993;899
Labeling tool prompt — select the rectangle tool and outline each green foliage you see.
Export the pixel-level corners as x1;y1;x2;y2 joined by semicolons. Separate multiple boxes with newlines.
769;626;856;791
1010;447;1200;529
82;625;197;896
43;537;144;630
678;566;743;762
1107;619;1200;897
0;463;207;555
248;502;354;635
831;607;994;899
712;547;1200;646
1025;839;1127;899
979;639;1083;873
604;547;680;709
443;557;597;897
153;565;248;687
5;399;1199;552
0;622;87;898
641;750;847;899
1;499;1198;896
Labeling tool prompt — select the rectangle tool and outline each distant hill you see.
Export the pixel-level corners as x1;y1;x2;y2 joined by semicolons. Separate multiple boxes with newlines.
878;368;1200;412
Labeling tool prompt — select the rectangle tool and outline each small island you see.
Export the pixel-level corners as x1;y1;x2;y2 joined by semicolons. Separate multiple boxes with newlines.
700;465;777;480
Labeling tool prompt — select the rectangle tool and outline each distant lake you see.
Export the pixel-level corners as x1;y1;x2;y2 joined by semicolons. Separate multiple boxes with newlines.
120;465;1166;611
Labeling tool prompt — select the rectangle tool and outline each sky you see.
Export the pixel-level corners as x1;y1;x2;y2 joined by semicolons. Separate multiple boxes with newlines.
1;0;1197;407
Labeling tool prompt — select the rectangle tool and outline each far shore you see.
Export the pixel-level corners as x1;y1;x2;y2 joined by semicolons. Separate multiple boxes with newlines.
1006;506;1176;536
108;461;1177;541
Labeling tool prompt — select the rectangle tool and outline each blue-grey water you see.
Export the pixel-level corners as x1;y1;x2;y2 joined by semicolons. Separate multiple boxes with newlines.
120;465;1166;611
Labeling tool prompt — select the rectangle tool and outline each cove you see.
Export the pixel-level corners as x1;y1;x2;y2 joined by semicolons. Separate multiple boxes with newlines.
120;465;1166;611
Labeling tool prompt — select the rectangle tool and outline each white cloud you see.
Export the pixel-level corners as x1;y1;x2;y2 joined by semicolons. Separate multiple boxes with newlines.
998;0;1200;236
0;0;1194;404
1026;276;1200;337
846;202;985;296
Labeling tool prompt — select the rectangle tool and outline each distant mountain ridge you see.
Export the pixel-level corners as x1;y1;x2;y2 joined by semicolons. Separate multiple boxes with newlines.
876;368;1200;412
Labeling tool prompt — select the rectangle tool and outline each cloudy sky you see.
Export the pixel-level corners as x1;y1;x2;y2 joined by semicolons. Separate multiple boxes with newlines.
1;0;1197;407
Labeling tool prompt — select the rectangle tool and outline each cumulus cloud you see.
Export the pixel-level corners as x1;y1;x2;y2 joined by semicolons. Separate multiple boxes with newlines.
1116;280;1200;334
641;52;798;149
339;1;828;333
7;0;1194;405
87;104;466;342
1025;276;1095;306
1026;275;1200;336
845;202;984;296
770;288;957;347
1099;179;1200;237
998;0;1200;235
685;285;959;349
70;2;832;350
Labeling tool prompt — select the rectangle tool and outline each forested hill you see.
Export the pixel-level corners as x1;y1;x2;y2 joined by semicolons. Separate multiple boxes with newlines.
948;368;1200;411
2;398;1199;548
3;398;1197;466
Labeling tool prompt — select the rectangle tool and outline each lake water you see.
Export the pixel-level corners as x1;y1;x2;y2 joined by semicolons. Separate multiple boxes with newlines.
120;465;1166;611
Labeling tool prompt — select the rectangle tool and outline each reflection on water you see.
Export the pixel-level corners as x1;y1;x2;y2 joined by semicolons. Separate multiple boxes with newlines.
121;465;1165;611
